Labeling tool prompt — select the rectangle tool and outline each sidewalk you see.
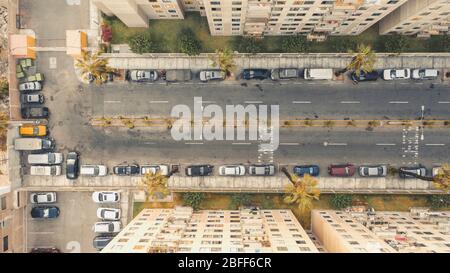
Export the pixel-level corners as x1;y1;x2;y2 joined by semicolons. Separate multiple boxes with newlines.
21;174;443;194
101;52;450;71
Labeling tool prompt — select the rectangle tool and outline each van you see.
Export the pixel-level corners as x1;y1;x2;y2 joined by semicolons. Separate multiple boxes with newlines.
303;68;333;80
19;125;48;137
28;153;64;165
80;165;108;177
30;166;62;176
14;138;54;151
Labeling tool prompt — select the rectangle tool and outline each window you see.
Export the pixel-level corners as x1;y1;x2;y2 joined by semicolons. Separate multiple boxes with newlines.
0;196;6;210
3;236;8;252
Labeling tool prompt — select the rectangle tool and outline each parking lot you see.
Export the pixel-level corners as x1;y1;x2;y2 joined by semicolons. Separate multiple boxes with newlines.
25;191;126;253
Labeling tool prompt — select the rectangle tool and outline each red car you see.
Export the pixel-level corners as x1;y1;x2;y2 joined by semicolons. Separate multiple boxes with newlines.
328;164;356;177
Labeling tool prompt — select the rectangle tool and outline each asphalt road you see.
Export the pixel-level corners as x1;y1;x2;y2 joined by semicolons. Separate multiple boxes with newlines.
90;80;450;120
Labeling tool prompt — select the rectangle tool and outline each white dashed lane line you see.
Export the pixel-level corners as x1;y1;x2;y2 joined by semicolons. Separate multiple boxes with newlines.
244;101;263;104
376;143;397;146
185;142;204;145
425;143;446;146
340;101;360;104
389;101;409;104
438;101;450;104
104;100;121;103
280;143;299;146
292;101;311;104
149;100;169;104
232;142;252;145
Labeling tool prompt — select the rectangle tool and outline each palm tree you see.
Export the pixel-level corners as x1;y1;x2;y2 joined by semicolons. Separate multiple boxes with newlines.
433;164;450;192
209;48;236;77
140;172;170;201
75;50;115;85
282;167;320;213
338;44;377;77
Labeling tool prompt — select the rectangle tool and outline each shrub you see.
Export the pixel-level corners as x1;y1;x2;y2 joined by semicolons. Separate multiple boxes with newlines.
377;34;409;53
230;193;252;208
178;29;202;56
281;35;309;53
128;32;157;54
427;35;450;52
330;194;353;209
0;78;8;101
328;37;357;52
233;37;263;54
182;192;204;210
427;195;449;209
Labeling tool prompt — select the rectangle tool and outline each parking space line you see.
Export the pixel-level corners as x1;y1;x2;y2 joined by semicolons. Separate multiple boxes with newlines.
292;101;311;104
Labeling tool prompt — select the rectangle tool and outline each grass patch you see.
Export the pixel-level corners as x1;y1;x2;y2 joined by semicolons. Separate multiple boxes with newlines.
133;193;448;229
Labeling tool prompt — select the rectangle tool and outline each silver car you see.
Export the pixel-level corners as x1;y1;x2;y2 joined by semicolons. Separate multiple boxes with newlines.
358;165;387;177
30;192;57;204
219;165;246;176
199;70;225;82
248;164;275;176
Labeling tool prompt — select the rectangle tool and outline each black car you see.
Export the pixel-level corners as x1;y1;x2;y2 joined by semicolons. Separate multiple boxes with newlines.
113;164;140;176
93;236;114;250
66;152;79;180
242;69;270;80
185;165;214;177
21;106;49;119
351;70;379;82
31;206;60;219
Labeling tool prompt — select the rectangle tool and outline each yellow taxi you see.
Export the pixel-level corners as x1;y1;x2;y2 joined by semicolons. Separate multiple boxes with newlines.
19;124;48;137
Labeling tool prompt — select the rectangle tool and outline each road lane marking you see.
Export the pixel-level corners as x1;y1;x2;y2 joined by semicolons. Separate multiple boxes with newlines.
28;231;55;235
376;143;397;146
144;142;155;145
149;100;169;103
425;143;445;146
280;143;299;146
292;101;311;104
438;101;450;104
340;101;360;104
185;142;203;145
202;101;216;104
244;101;263;104
104;100;121;103
389;101;409;104
324;142;347;146
232;142;252;145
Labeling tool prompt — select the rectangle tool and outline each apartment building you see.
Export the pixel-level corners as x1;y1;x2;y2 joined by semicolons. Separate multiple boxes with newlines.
101;206;318;253
94;0;409;38
379;0;450;37
93;0;185;27
311;207;450;253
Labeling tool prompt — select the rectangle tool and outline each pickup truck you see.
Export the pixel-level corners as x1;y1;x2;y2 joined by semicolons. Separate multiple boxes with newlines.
164;69;192;82
14;138;55;151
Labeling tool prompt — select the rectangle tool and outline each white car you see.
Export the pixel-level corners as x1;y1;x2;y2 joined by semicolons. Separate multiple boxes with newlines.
80;165;108;176
92;191;120;203
219;165;246;176
411;69;439;80
382;69;411;80
140;164;170;176
97;208;121;220
93;221;121;233
432;166;443;177
30;165;61;176
30;192;57;204
129;70;158;82
19;81;42;92
199;70;225;82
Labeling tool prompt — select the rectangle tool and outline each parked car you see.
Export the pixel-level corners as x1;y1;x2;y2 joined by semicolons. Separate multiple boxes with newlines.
113;164;140;175
199;70;226;82
30;192;57;204
93;221;121;233
20;94;44;104
14;137;54;151
27;153;64;165
92;191;120;203
270;68;299;80
358;165;387;177
31;206;60;219
293;165;320;177
19;124;47;137
248;164;275;176
30;247;60;253
93;236;114;250
399;166;427;179
66;152;79;180
303;68;333;80
21;106;49;119
185;165;213;177
19;81;42;92
351;70;379;82
328;164;356;177
30;165;61;176
411;69;439;80
382;69;411;80
129;70;158;82
97;208;121;221
242;69;270;80
219;165;246;176
80;165;108;177
140;164;170;176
